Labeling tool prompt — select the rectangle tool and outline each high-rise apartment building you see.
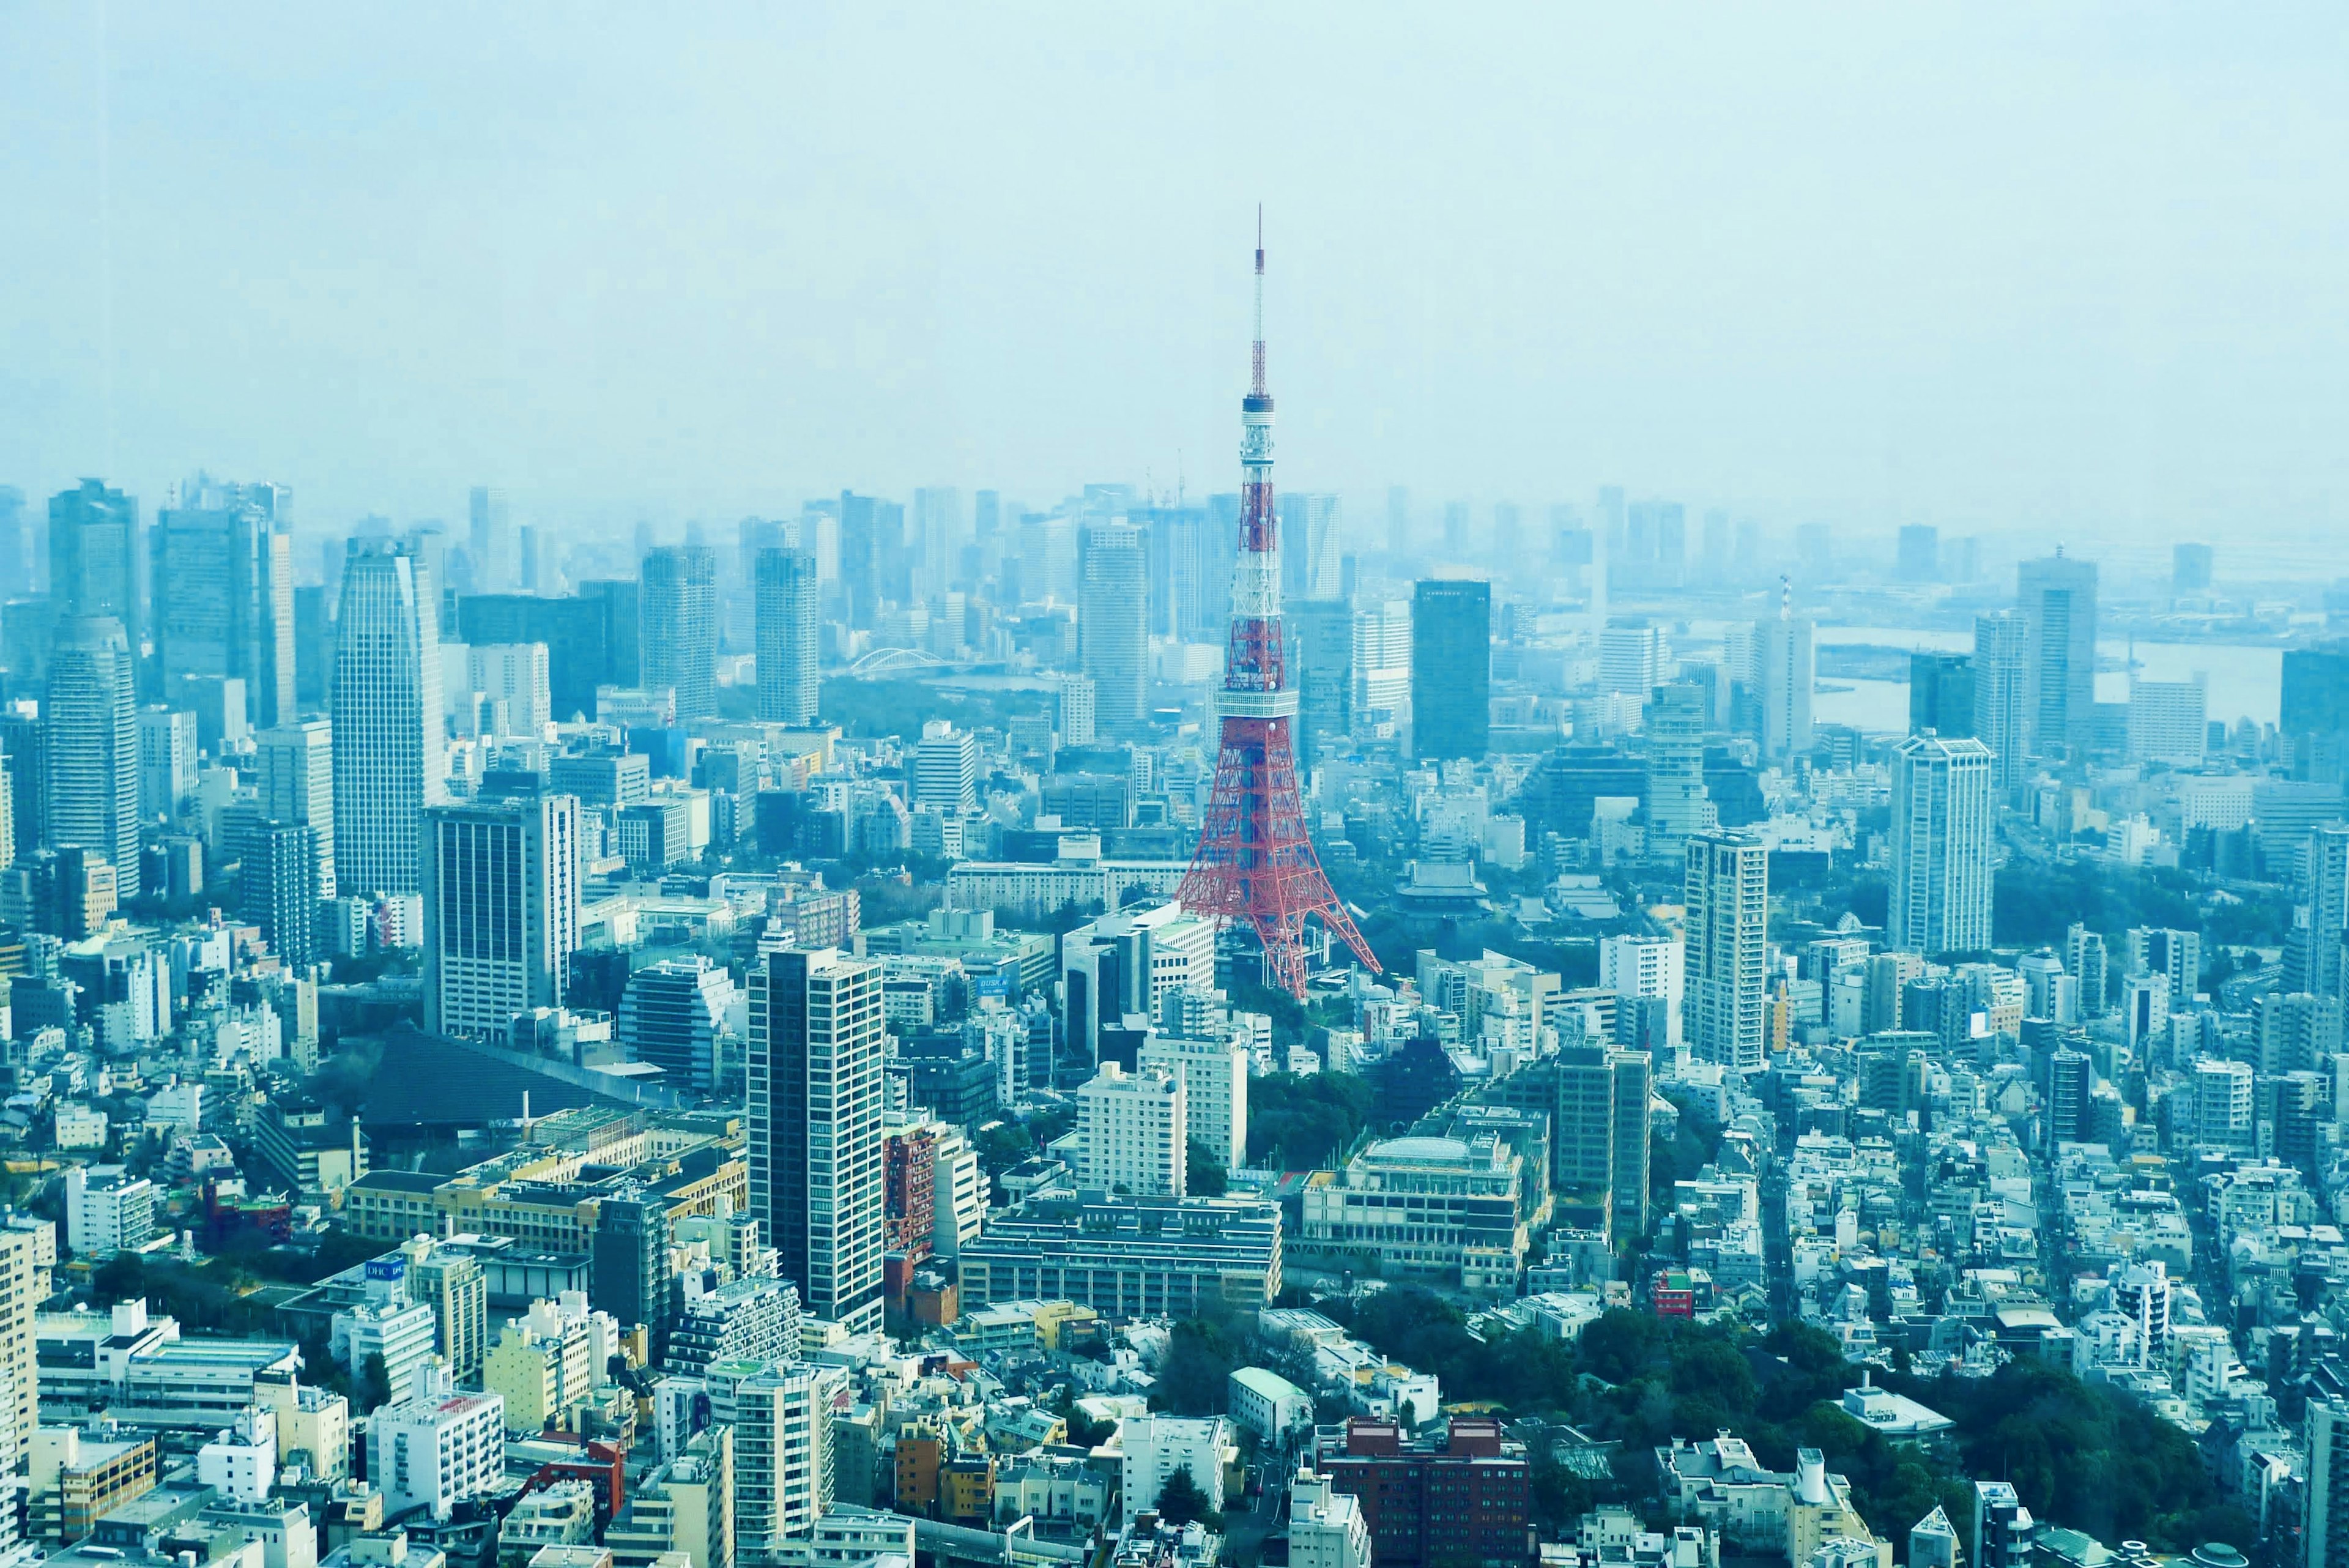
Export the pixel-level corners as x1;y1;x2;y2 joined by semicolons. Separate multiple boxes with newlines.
48;481;141;669
464;644;552;738
2290;825;2349;1000
2127;675;2208;767
1410;579;1490;762
1644;683;1712;852
45;617;143;899
1972;610;2030;789
256;719;336;899
754;548;819;725
1078;522;1148;737
748;948;885;1333
1076;1063;1187;1197
1887;733;1995;956
1598;620;1662;697
2017;552;2098;760
1755;612;1814;761
136;707;196;823
152;476;297;728
1600;935;1683;1050
641;545;719;721
1683;830;1767;1072
331;542;445;897
1137;1035;1249;1177
248;823;321;968
420;793;581;1038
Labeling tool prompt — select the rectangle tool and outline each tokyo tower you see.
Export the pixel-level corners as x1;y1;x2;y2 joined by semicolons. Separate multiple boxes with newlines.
1176;217;1380;997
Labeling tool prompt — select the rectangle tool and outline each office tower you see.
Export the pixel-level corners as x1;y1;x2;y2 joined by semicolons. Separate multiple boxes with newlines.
1178;236;1379;997
1138;1035;1248;1176
332;542;445;897
640;545;719;721
1608;1046;1652;1237
1078;522;1148;737
421;793;581;1038
256;718;336;899
912;486;962;599
2017;552;2098;760
1441;501;1471;557
1887;734;1995;956
2128;675;2208;767
754;548;818;725
1278;493;1343;600
1644;682;1712;852
618;956;737;1095
913;721;979;814
2290;825;2349;999
1972;611;2030;788
1385;487;1411;555
48;481;141;665
1410;579;1490;762
136;707;196;823
469;487;510;591
152;476;297;728
1908;652;1975;737
2283;642;2349;770
1598;620;1663;696
461;644;552;739
0;486;30;599
1349;599;1411;743
1288;598;1353;768
748;948;885;1332
1076;1063;1187;1197
249;823;321;968
1754;600;1814;761
2065;923;2110;1016
837;491;884;627
592;1192;673;1362
294;584;332;708
1054;674;1097;747
43;617;142;899
2173;542;2213;595
1683;830;1767;1072
516;525;542;593
1895;524;1938;581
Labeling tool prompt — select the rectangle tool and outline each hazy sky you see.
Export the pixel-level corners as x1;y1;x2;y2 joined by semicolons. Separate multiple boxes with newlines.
5;4;2348;550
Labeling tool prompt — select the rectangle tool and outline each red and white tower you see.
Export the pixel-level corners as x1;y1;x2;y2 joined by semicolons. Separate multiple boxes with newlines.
1177;218;1379;997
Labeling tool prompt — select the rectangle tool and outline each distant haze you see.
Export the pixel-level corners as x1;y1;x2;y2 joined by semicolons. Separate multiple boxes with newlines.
4;4;2347;548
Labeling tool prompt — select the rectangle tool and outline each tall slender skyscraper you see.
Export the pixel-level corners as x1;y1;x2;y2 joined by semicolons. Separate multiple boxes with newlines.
2289;824;2349;1000
755;547;819;725
469;486;510;592
1644;682;1713;852
748;947;885;1333
640;546;719;721
2017;552;2098;761
1972;610;2030;789
48;481;141;673
1683;830;1767;1072
153;475;297;728
44;616;143;899
1410;579;1491;762
256;718;336;899
1755;589;1814;762
421;793;582;1037
1078;522;1148;736
1888;733;1995;956
331;541;445;897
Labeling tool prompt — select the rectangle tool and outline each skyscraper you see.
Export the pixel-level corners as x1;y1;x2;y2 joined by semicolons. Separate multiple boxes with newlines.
1971;610;2030;789
2017;552;2098;760
1754;604;1814;761
1278;493;1343;600
1644;682;1712;852
48;481;141;669
754;547;818;725
1895;524;1939;581
1908;652;1975;737
421;793;582;1038
469;486;510;592
1683;830;1767;1072
2289;824;2349;1000
640;545;719;721
1078;522;1148;737
1288;597;1354;768
1350;598;1411;743
152;475;297;728
748;948;885;1333
248;823;321;969
2172;541;2213;596
331;541;446;898
913;721;979;814
1410;579;1490;762
1887;733;1995;956
44;617;143;899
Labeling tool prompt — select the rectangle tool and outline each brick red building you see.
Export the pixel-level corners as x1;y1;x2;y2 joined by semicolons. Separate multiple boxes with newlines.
886;1124;938;1256
1321;1417;1532;1568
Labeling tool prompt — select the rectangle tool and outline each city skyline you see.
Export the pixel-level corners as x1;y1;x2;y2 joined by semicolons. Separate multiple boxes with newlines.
6;6;2348;545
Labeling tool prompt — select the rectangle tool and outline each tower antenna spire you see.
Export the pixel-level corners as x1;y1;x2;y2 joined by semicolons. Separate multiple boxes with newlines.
1252;205;1267;396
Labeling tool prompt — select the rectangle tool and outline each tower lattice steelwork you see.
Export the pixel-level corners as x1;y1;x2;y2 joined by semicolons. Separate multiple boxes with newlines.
1176;220;1379;997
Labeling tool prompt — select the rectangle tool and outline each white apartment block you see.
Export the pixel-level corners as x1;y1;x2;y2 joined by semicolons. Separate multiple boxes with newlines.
1077;1063;1186;1197
1138;1035;1248;1176
1117;1414;1233;1529
368;1369;506;1521
1600;934;1684;1047
65;1165;155;1257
